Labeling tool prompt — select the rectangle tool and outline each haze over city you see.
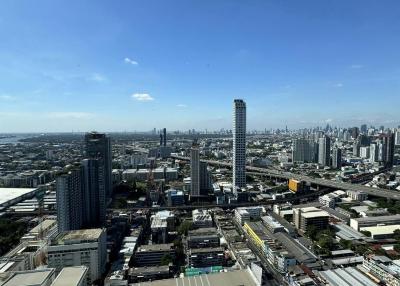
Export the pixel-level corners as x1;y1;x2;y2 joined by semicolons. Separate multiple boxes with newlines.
1;0;400;132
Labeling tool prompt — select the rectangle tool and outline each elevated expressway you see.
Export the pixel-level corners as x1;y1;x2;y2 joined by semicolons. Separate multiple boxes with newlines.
171;155;400;200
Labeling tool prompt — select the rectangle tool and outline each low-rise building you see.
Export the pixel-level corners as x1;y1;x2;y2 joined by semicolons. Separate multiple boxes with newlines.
187;227;219;248
188;247;225;268
192;209;213;228
134;244;175;266
47;229;106;286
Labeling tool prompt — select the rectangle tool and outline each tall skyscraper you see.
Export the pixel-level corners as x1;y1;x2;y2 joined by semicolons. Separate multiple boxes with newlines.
190;143;200;197
199;161;211;195
332;147;342;169
318;135;331;167
383;132;395;167
292;138;317;163
82;159;106;227
85;132;112;198
163;128;167;146
56;165;83;233
370;142;379;163
395;130;400;146
233;99;246;192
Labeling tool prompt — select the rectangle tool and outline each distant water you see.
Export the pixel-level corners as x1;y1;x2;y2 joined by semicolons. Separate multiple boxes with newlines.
0;135;30;144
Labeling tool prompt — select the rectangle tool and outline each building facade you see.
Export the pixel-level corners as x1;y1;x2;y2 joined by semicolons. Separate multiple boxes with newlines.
233;99;247;192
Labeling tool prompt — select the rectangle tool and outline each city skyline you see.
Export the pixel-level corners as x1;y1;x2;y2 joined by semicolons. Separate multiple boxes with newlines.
1;1;400;132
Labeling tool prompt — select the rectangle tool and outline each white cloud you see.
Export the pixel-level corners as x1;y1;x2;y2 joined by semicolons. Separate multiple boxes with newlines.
45;112;95;119
0;94;16;101
124;57;138;65
334;83;343;87
350;64;364;69
131;93;154;101
88;73;107;82
176;104;187;108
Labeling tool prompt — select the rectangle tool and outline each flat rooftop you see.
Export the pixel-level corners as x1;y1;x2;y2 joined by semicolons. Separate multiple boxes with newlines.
50;266;87;286
55;228;103;244
2;269;55;286
137;243;174;252
301;210;330;219
0;188;37;207
132;269;257;286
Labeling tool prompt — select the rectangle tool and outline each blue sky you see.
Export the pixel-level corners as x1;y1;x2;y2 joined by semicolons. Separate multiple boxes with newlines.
1;0;400;132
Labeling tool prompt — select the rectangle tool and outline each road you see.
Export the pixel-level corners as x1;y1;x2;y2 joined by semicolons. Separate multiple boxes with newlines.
171;155;400;200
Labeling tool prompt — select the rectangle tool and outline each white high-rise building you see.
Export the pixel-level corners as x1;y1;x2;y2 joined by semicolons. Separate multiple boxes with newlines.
395;130;400;146
318;135;331;167
233;99;246;192
190;143;200;197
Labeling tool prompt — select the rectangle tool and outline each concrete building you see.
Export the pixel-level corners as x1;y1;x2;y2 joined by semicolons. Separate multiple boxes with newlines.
192;209;213;228
319;194;336;208
332;147;342;169
318;135;331;167
0;269;56;286
128;266;171;284
187;227;219;249
350;215;400;231
47;229;107;286
360;146;370;159
188;247;225;268
81;158;106;228
234;206;263;225
165;189;184;206
150;211;175;243
190;143;200;197
293;207;330;232
233;99;246;192
84;132;112;198
292;138;317;163
261;216;285;233
347;190;368;201
360;224;400;239
56;165;83;233
50;266;88;286
134;244;175;266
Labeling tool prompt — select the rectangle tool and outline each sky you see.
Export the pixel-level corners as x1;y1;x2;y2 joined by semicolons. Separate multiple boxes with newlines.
1;0;400;132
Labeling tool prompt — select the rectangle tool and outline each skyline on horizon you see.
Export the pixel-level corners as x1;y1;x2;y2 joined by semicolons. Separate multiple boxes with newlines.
1;1;400;132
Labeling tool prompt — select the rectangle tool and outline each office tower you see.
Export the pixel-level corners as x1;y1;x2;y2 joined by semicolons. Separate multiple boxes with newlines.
361;124;368;134
56;165;83;233
318;135;331;167
383;132;395;167
370;142;378;163
85;132;112;198
233;99;246;191
82;159;106;228
47;229;106;286
332;147;342;169
292;138;317;163
190;143;200;197
353;140;360;157
199;161;211;195
159;132;163;146
163;128;167;146
351;127;359;139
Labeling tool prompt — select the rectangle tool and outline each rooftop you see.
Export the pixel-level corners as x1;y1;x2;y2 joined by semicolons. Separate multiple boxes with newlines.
0;188;38;207
301;210;330;219
2;269;55;286
137;243;174;252
131;269;257;286
55;228;103;245
50;266;87;286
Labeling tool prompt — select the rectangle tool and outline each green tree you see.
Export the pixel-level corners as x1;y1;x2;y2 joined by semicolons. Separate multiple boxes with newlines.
160;254;173;266
178;221;193;236
305;225;318;241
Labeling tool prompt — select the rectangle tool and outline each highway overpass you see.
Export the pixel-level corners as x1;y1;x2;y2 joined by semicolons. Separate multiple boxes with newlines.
171;155;400;200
